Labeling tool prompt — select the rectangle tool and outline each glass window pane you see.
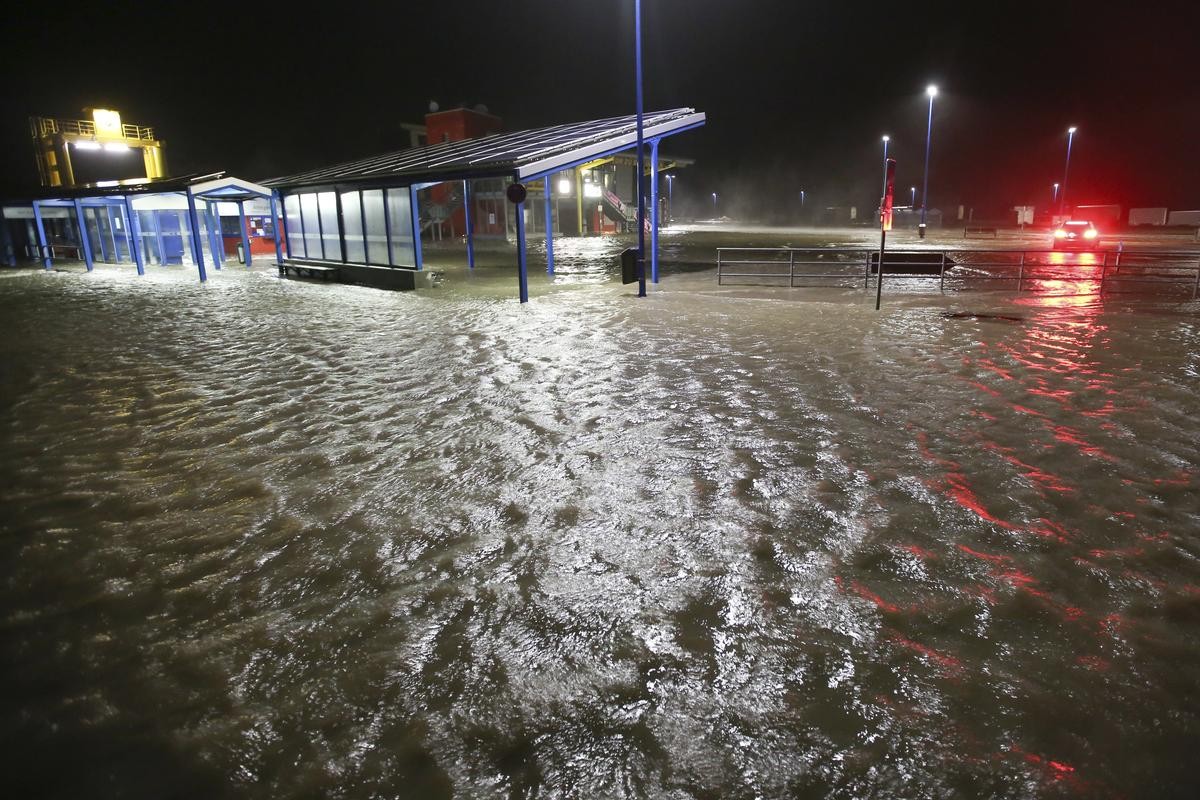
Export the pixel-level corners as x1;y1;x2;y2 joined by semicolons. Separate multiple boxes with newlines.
341;191;364;263
362;190;386;265
284;194;303;258
387;189;415;267
317;191;340;261
300;193;320;258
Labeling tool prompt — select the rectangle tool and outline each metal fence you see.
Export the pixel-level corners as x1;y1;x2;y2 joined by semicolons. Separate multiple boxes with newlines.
715;247;1200;299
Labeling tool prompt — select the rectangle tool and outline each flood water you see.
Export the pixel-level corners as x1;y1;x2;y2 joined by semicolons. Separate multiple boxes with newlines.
2;240;1199;799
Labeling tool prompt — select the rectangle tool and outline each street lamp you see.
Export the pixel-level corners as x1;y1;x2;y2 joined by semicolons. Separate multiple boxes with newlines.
665;174;674;225
911;186;917;207
800;189;806;210
712;192;718;214
880;136;890;200
919;84;937;238
1052;182;1060;206
1060;126;1077;217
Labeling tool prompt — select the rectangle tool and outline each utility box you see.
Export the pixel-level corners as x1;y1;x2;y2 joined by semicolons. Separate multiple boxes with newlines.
620;247;640;284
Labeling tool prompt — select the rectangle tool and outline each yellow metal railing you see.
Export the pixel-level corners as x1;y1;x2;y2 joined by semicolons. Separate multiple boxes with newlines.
31;116;156;141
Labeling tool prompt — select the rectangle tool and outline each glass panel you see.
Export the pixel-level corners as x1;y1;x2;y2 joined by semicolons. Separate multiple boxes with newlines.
362;190;386;265
340;191;364;263
284;194;304;258
317;191;340;261
387;189;415;267
300;193;320;258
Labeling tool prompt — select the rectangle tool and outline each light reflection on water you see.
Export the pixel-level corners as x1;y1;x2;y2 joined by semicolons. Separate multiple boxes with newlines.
0;259;1198;799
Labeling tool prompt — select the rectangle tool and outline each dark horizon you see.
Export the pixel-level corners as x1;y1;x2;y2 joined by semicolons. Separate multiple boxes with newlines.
2;0;1198;221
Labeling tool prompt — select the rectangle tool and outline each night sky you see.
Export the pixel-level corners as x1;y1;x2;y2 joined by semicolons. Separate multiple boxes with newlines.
2;0;1198;220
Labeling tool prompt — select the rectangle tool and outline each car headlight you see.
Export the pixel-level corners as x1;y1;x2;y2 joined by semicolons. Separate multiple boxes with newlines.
1054;229;1067;238
1083;229;1098;239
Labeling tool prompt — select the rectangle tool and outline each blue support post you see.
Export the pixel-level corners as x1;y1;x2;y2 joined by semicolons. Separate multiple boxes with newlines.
409;185;423;270
462;180;474;269
72;200;94;271
269;193;283;264
544;177;554;275
515;200;528;303
107;205;121;262
0;206;14;266
634;0;646;298
123;198;145;276
185;189;208;282
237;200;252;266
94;208;109;262
650;139;660;283
150;209;165;265
207;202;223;270
32;201;51;270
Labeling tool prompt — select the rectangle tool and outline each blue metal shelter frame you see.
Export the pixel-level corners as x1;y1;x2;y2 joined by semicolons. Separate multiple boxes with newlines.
3;173;280;283
264;108;705;302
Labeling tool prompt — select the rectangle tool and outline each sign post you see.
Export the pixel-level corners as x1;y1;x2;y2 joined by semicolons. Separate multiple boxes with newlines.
876;157;896;311
506;182;529;303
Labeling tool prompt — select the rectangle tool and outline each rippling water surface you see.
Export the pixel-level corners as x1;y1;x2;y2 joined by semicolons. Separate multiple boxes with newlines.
1;249;1198;799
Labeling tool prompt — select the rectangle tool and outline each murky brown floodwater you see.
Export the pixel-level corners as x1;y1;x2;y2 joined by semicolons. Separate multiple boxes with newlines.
2;240;1198;799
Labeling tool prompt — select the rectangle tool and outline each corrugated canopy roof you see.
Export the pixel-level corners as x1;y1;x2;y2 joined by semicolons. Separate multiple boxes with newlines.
263;107;705;191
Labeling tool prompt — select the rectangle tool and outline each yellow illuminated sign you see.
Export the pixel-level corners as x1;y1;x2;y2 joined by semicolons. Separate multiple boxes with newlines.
92;108;122;136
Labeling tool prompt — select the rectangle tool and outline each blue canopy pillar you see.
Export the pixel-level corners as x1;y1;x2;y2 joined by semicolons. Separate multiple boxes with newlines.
185;188;208;282
72;200;94;271
206;202;223;270
237;200;252;266
32;201;51;270
122;198;145;275
0;206;15;266
409;185;423;270
544;178;554;275
650;138;660;283
270;192;284;264
150;210;165;266
462;180;474;269
515;200;528;302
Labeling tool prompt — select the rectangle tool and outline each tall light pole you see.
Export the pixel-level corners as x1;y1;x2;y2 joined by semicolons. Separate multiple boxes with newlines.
634;0;646;297
919;84;937;238
880;135;890;200
800;189;806;211
1060;126;1077;218
911;186;917;207
712;192;718;214
1052;182;1060;206
665;174;674;225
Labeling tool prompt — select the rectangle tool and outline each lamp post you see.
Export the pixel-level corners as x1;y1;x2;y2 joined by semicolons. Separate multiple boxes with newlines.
800;189;805;211
1052;182;1060;206
712;192;718;214
911;186;917;207
1060;126;1077;218
919;84;937;238
665;174;674;225
880;135;890;200
634;0;646;297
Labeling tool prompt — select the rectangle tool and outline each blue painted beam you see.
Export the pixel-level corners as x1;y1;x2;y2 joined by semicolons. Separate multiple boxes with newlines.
185;188;208;282
73;200;94;271
515;200;528;302
32;201;51;270
544;177;554;275
206;202;223;270
650;138;659;283
517;120;706;184
237;200;252;266
409;185;423;270
462;180;474;269
270;192;284;264
150;209;165;266
123;198;145;275
0;206;15;266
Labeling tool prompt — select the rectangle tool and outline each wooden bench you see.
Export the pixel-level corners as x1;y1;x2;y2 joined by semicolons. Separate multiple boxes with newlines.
964;226;998;239
279;263;341;281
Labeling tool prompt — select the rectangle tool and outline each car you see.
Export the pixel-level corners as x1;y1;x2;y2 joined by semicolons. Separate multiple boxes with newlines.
1052;220;1101;250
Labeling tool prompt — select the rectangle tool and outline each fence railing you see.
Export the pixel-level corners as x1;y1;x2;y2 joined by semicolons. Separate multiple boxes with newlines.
715;247;1200;299
31;116;156;142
